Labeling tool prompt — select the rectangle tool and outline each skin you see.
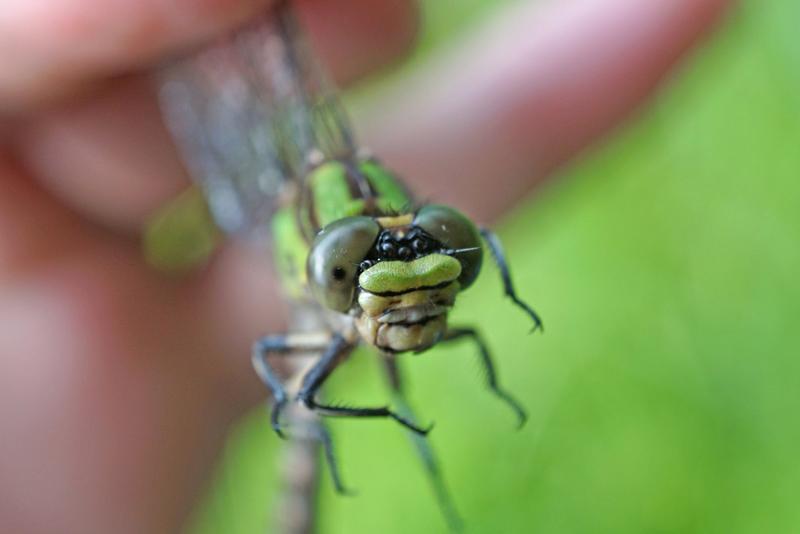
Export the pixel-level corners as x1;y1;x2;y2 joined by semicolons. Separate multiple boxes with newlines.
0;0;731;532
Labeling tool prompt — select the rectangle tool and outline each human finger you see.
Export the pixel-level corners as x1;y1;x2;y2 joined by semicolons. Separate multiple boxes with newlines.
11;0;419;233
0;0;275;114
360;0;732;222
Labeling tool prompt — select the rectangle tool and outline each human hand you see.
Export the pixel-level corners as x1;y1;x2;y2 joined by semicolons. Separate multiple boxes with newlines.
0;0;729;532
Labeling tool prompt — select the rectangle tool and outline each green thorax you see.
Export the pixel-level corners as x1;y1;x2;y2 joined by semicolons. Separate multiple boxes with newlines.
272;158;412;298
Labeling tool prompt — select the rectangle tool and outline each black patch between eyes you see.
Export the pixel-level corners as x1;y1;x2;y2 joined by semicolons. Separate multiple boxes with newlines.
358;227;445;276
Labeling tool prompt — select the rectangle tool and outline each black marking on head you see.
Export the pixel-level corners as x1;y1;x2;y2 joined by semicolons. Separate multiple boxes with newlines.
360;280;453;298
358;227;446;274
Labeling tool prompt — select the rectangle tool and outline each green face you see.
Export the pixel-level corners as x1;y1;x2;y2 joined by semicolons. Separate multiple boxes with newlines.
306;205;483;353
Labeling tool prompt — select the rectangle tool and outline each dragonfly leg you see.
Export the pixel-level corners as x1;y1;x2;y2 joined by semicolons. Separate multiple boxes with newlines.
251;333;330;438
442;327;528;429
479;227;544;332
297;335;432;436
315;420;354;496
253;334;356;495
382;358;464;533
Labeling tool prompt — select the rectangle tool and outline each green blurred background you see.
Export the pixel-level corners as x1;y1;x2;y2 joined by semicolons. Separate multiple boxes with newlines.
191;0;800;532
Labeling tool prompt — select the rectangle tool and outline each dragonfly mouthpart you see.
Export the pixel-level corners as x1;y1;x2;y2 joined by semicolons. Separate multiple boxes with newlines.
355;263;461;353
378;304;450;325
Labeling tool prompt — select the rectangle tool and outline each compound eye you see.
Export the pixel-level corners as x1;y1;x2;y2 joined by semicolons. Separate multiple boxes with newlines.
307;216;380;312
414;205;483;288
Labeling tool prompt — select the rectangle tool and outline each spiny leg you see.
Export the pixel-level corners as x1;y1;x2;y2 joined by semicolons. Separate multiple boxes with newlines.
251;332;331;438
480;227;543;332
297;335;431;436
382;358;464;533
252;333;352;494
314;421;352;496
442;327;528;428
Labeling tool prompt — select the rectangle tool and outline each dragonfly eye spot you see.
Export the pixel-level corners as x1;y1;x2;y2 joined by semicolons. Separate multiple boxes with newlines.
307;216;381;313
331;266;347;281
398;246;412;261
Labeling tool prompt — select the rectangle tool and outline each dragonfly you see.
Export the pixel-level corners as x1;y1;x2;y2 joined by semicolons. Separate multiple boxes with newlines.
148;0;542;529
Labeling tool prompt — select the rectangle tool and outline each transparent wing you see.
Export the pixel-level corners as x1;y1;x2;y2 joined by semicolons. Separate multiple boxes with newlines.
159;4;359;237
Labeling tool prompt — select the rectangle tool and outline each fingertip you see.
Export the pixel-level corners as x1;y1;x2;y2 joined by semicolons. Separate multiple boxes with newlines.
0;0;419;113
0;0;274;112
14;76;189;231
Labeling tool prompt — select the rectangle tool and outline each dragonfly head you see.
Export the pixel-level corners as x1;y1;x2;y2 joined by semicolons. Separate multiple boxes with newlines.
307;205;483;353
